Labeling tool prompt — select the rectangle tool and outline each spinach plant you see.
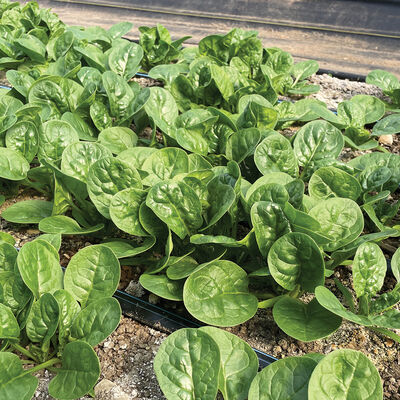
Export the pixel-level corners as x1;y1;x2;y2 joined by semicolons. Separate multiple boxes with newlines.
154;327;383;400
139;23;190;71
310;94;400;149
0;237;121;400
316;245;400;342
367;69;400;111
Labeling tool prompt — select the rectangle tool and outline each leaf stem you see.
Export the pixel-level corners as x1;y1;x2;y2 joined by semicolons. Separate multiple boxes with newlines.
10;343;39;362
26;358;60;375
258;295;283;309
370;327;400;344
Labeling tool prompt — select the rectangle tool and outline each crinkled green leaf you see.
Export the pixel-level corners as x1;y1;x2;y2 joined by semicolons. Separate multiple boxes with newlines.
184;260;258;326
154;328;220;400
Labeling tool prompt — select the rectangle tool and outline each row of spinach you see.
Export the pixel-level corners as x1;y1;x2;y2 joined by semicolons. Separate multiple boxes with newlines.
154;327;383;400
0;233;121;399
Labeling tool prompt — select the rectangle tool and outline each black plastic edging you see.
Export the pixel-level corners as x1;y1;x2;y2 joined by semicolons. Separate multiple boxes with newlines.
114;289;278;368
56;262;277;368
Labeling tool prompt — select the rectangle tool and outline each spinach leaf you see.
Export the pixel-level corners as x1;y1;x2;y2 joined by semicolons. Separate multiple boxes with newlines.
64;245;120;306
0;352;38;400
308;349;383;400
183;260;258;326
39;215;104;235
87;157;142;218
248;356;317;400
146;180;202;239
48;341;101;399
199;326;258;400
2;200;53;224
154;328;220;400
17;239;63;299
309;198;364;252
273;297;341;341
69;297;121;345
268;232;325;292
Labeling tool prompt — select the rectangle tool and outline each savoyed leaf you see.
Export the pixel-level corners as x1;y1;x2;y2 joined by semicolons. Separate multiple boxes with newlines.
2;200;53;224
309;166;361;201
64;245;120;306
146;180;202;240
199;326;258;400
248;356;317;400
308;349;383;400
139;274;184;301
69;297;121;346
61;142;112;183
17;239;63;299
39;215;104;235
0;147;29;180
251;201;291;258
184;260;258;326
353;242;386;298
254;134;297;177
26;292;60;345
309;198;364;252
0;303;20;339
154;328;220;400
98;126;138;154
0;352;38;400
268;232;325;292
273;297;341;342
110;188;148;236
48;341;101;399
87;157;142;219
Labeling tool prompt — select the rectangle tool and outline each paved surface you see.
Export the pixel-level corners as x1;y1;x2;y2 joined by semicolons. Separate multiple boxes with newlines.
37;0;400;77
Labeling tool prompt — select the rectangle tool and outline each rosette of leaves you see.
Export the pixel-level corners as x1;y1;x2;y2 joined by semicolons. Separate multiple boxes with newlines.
260;48;320;96
0;0;64;71
316;244;400;342
0;237;121;400
309;94;400;149
367;69;400;111
139;23;190;71
154;327;383;400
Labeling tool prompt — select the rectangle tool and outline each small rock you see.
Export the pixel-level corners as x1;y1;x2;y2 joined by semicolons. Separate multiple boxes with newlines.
386;339;394;348
125;281;145;298
379;135;394;146
95;379;131;400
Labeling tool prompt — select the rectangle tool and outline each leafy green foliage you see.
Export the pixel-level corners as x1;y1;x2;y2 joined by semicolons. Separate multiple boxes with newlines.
154;327;382;400
0;236;121;400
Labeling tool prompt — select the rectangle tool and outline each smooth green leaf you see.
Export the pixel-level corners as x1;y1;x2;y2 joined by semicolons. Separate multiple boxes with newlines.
248;356;317;400
0;352;38;400
273;297;341;341
39;215;104;235
199;326;258;400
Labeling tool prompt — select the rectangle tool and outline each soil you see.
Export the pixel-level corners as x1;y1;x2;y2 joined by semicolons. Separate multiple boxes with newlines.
1;72;399;399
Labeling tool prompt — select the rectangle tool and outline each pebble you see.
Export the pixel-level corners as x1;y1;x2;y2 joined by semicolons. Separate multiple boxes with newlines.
95;379;131;400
